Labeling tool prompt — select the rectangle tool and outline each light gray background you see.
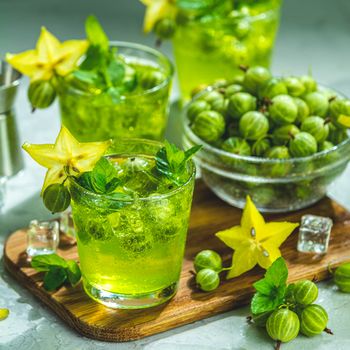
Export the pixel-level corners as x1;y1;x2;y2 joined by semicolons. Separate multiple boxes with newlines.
1;0;350;349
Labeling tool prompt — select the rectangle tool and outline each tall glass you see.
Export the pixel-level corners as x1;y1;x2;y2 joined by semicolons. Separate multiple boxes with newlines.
69;139;195;309
172;1;282;101
59;42;174;142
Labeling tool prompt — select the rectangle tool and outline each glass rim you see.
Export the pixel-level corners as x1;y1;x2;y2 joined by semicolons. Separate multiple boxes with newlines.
69;138;196;202
63;41;174;99
184;85;350;165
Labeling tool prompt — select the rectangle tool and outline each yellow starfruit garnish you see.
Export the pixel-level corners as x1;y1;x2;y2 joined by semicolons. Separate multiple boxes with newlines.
337;114;350;128
140;0;177;33
216;196;299;279
6;27;88;81
22;126;111;193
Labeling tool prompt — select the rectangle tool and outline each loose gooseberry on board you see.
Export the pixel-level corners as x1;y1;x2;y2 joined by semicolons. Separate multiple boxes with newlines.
196;268;220;292
300;304;329;337
334;262;350;293
266;308;300;345
293;280;318;305
193;250;222;273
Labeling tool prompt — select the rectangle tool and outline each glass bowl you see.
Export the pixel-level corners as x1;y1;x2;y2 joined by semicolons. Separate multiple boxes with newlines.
182;88;350;213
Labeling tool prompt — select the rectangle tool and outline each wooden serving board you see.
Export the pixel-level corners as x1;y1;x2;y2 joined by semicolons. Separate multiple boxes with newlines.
4;180;350;342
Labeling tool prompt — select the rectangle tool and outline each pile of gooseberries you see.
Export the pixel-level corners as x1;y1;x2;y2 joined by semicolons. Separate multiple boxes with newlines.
187;66;350;160
251;279;332;349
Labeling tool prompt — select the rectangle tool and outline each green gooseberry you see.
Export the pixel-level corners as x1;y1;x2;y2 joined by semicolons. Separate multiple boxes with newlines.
303;92;329;118
258;77;288;99
318;140;334;152
301;116;329;143
293;280;318;305
227;92;257;120
251;185;275;206
284;76;305;97
328;123;348;145
239;111;269;140
140;70;165;90
329;98;350;129
265;146;291;177
251;138;271;156
222;137;251;156
194;250;222;273
273;124;300;145
234;18;251;39
269;94;298;125
191;110;226;143
43;183;71;213
28;79;56;109
154;18;176;39
196;268;220;292
212;98;229;119
200;90;224;105
187;100;211;123
265;145;290;159
225;84;243;98
243;66;272;94
294;97;310;124
334;262;350;293
266;308;300;343
300;304;328;337
299;75;318;93
289;132;318;157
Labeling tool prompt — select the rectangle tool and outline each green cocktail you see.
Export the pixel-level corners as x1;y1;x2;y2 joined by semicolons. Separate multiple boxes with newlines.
172;0;281;100
59;42;173;142
69;139;196;308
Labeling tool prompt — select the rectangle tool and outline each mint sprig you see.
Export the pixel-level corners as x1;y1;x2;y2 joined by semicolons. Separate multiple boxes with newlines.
251;257;288;315
31;254;81;291
155;141;201;186
73;15;130;102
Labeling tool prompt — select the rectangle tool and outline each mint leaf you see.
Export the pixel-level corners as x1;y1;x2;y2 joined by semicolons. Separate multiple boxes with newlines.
66;260;81;287
107;60;125;86
79;45;105;71
155;141;201;185
251;292;284;315
31;254;67;272
90;157;119;194
107;86;122;103
250;257;289;315
73;70;100;85
85;15;109;51
43;266;67;291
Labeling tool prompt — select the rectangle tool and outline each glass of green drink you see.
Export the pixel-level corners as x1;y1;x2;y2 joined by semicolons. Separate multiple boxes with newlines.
69;139;196;309
59;42;174;142
172;0;282;101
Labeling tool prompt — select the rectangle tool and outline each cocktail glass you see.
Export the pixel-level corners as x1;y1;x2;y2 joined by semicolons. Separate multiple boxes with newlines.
69;139;195;309
59;42;174;142
172;1;282;101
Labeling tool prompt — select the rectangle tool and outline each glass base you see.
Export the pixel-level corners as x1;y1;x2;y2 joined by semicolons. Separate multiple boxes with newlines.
83;280;178;309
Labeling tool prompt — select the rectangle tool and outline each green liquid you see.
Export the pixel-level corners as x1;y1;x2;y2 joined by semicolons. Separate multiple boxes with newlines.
59;59;171;142
173;3;281;101
70;155;194;296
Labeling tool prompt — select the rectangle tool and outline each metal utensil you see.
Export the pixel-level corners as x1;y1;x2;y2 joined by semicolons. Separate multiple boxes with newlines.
0;60;24;177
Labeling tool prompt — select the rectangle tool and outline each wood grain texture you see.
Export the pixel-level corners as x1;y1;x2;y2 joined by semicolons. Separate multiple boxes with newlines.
4;180;350;342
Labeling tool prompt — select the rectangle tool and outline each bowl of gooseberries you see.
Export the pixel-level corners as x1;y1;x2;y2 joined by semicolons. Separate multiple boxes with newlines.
182;66;350;213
